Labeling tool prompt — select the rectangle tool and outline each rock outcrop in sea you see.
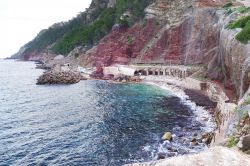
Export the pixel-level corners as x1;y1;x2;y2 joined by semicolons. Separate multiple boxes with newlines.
37;70;84;85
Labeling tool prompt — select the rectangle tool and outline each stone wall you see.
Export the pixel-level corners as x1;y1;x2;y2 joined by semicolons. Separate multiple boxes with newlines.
204;82;237;145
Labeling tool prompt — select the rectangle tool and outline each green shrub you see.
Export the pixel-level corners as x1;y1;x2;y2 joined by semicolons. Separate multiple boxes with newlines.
226;8;233;15
74;53;80;58
234;106;249;119
127;36;133;45
23;0;153;56
242;96;250;106
227;136;238;148
227;14;250;43
52;0;153;55
236;21;250;43
236;6;248;14
52;8;116;54
223;2;233;9
227;15;250;29
118;18;130;27
195;73;206;81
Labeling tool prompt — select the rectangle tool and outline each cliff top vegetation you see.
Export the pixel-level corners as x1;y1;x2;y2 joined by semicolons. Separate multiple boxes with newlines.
23;0;153;56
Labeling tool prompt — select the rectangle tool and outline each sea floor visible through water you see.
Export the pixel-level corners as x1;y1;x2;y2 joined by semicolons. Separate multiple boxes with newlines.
0;60;215;166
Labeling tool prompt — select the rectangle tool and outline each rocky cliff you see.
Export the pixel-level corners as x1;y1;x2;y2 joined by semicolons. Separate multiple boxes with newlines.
80;0;219;66
12;0;250;98
11;0;113;61
77;0;250;99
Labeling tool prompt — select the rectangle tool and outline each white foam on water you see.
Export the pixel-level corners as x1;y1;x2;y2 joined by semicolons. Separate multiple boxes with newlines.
145;81;216;132
133;80;217;162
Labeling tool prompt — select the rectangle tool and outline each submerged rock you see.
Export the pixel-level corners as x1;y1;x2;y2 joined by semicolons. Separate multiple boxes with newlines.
162;132;173;141
184;89;217;109
112;75;141;83
191;141;199;146
157;153;166;160
201;132;214;145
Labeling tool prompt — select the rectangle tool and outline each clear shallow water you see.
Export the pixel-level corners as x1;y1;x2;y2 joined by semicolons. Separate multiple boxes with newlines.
0;60;206;166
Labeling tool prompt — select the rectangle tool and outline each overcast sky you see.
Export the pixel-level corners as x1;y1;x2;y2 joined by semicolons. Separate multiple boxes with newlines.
0;0;92;58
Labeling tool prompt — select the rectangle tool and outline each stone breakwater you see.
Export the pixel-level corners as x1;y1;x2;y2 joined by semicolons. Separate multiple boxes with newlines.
37;70;84;85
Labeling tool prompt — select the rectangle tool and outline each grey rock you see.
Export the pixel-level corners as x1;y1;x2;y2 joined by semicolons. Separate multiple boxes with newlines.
37;70;82;85
238;134;250;152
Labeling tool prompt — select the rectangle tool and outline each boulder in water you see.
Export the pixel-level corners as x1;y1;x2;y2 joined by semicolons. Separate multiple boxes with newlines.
37;70;83;85
162;132;173;141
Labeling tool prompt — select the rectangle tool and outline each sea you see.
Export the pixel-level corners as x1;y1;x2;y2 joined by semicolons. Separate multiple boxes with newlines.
0;59;212;166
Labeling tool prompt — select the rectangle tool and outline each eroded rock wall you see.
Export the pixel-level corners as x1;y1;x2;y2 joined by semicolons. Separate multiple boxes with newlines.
80;0;250;98
80;19;162;67
13;0;250;99
81;0;221;66
218;13;250;98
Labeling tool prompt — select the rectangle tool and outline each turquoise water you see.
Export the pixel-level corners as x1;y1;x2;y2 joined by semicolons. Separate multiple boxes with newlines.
0;60;206;166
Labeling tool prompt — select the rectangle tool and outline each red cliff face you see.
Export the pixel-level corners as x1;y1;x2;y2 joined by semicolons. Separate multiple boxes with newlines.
195;0;227;7
84;19;162;67
82;1;220;67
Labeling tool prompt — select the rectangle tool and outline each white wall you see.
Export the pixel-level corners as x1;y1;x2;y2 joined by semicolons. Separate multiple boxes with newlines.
119;66;135;76
103;67;120;76
103;66;136;76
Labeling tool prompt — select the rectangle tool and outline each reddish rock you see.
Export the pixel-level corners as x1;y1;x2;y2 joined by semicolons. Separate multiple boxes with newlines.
83;8;220;67
90;67;104;79
85;19;161;67
196;0;227;7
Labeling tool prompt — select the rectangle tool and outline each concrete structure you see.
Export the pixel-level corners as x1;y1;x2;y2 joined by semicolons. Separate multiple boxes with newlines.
103;64;198;79
103;65;136;76
132;65;198;79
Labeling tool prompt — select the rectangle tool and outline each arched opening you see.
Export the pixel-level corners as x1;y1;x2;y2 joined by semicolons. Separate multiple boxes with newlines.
165;69;169;76
141;70;147;76
148;69;153;75
134;70;148;76
134;70;139;76
159;70;164;75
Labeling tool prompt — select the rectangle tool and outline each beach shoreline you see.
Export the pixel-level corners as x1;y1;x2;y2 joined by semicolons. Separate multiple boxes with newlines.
142;76;217;134
124;75;239;165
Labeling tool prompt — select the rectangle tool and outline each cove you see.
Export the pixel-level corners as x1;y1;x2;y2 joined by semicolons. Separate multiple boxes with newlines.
0;60;208;166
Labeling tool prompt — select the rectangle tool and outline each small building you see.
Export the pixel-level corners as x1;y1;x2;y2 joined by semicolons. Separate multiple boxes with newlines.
119;65;135;76
103;65;136;77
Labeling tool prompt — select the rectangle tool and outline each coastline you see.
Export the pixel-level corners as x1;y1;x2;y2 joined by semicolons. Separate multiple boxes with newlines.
142;76;217;133
125;75;240;165
33;59;235;160
5;60;248;165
